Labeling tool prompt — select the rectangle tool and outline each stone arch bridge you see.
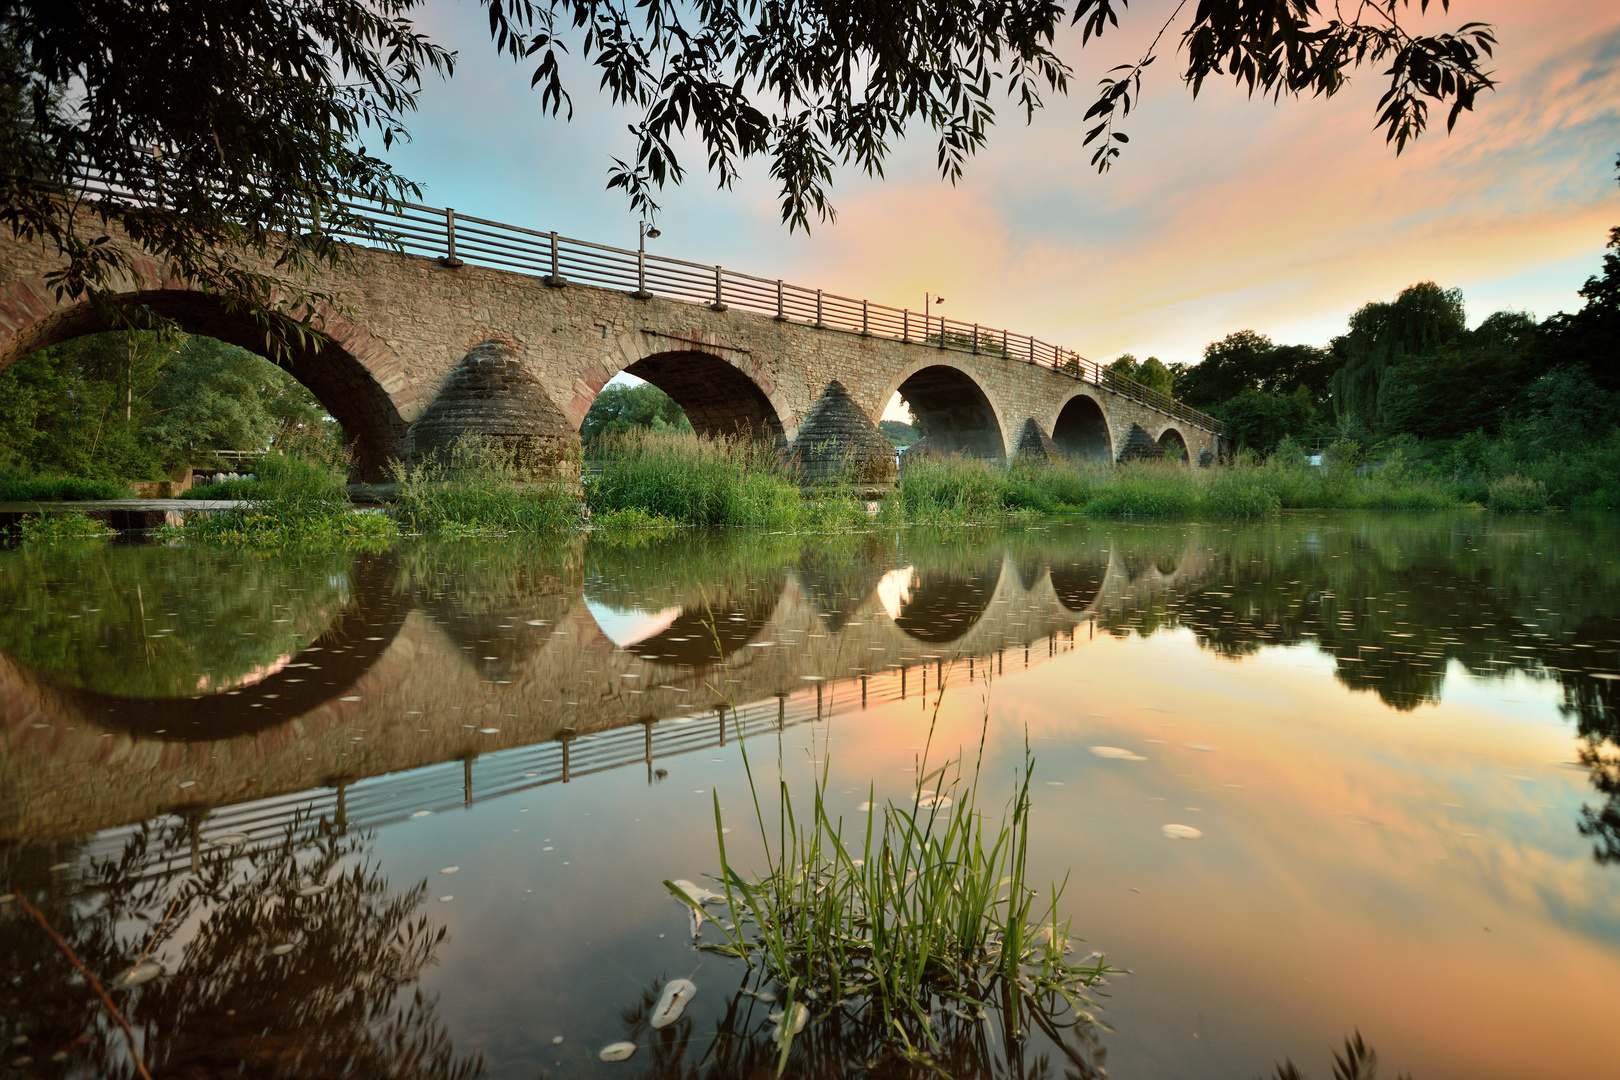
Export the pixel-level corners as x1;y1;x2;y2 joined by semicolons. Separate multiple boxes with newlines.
0;198;1224;480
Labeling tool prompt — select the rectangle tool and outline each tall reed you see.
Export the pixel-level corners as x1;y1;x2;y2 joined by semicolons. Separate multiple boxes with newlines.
671;716;1114;1074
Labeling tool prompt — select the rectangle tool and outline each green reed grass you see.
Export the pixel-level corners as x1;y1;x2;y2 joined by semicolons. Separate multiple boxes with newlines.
180;454;398;548
588;429;867;531
671;719;1114;1074
885;453;1469;522
392;437;582;536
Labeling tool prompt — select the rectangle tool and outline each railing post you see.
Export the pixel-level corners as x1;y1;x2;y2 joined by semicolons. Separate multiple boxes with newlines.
972;323;979;354
545;230;565;287
710;266;727;312
903;310;909;342
439;208;463;268
775;280;785;321
862;299;869;336
815;288;823;327
937;315;945;349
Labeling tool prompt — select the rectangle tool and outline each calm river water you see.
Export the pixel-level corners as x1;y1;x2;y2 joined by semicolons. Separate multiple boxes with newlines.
2;513;1618;1079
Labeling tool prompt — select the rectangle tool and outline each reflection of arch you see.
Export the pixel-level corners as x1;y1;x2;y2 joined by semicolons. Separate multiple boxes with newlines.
1052;393;1112;463
891;555;1005;643
885;363;1005;461
621;594;781;667
1156;427;1189;462
0;286;409;481
3;554;409;741
1051;558;1108;612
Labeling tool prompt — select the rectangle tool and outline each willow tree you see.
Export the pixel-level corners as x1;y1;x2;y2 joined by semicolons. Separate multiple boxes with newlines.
1328;281;1468;429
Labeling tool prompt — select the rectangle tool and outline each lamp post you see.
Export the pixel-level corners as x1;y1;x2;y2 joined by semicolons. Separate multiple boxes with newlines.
633;220;662;298
925;292;944;345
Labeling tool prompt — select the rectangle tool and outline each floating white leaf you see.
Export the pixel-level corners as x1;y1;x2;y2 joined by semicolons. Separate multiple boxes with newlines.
268;943;295;956
770;1003;808;1038
296;885;327;898
1089;747;1147;761
650;978;696;1029
599;1041;637;1061
1161;824;1202;840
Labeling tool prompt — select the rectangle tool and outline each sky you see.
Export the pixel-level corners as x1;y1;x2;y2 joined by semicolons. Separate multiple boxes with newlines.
380;0;1620;370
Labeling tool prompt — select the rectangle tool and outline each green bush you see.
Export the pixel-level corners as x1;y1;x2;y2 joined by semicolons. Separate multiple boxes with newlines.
1487;473;1551;513
0;472;130;501
883;456;1009;523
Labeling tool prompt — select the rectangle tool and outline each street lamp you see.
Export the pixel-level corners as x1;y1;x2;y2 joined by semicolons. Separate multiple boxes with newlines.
925;292;944;344
633;219;662;298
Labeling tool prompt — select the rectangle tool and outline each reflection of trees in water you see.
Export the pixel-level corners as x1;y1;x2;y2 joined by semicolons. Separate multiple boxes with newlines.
402;539;580;682
0;543;356;698
1083;514;1620;868
612;975;1103;1080
0;815;479;1079
796;536;893;632
4;554;413;742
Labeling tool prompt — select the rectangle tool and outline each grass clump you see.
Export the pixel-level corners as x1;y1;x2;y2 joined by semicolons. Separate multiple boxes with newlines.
675;732;1114;1075
588;429;865;531
14;511;116;540
0;472;131;501
181;454;397;548
393;437;582;536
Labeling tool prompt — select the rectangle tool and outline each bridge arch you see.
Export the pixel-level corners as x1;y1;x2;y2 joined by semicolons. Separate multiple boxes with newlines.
880;359;1008;461
0;280;409;481
1051;390;1114;463
600;329;787;442
1156;426;1189;463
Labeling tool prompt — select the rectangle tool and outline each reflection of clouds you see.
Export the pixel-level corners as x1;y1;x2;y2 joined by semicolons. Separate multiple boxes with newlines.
196;653;294;693
585;598;685;647
875;567;916;623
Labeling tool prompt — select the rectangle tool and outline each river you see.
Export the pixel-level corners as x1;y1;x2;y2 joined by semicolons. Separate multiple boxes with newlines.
2;512;1617;1079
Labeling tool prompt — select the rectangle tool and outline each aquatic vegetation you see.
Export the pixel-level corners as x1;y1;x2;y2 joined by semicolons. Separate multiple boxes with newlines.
1486;473;1551;513
180;454;399;548
13;511;116;540
671;732;1116;1075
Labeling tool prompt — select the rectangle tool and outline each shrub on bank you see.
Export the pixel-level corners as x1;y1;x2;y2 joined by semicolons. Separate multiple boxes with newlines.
13;511;116;540
1487;474;1551;513
0;472;130;501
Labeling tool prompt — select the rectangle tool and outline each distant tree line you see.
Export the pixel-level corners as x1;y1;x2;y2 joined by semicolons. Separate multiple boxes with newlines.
0;333;339;481
1168;157;1619;490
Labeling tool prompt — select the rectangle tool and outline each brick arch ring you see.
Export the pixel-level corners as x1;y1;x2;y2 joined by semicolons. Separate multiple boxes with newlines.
0;273;411;482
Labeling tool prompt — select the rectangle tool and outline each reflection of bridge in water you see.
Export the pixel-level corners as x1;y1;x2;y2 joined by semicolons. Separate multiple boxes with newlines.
2;534;1213;848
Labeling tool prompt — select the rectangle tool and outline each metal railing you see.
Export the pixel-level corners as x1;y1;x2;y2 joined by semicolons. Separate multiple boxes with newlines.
62;170;1224;434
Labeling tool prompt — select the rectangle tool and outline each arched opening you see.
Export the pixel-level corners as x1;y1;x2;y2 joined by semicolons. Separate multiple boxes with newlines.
623;350;784;442
1051;558;1108;612
2;290;407;480
1157;427;1189;463
1052;395;1112;463
889;366;1004;461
